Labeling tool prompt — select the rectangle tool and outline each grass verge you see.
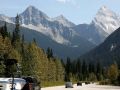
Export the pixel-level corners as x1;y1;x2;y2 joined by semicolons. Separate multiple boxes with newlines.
41;81;65;87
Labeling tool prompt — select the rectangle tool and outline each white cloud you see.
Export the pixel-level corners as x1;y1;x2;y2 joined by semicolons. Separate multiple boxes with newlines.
56;0;72;4
56;0;79;9
56;0;66;3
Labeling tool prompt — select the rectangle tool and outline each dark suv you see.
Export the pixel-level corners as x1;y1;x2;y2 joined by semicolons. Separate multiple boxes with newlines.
22;77;41;90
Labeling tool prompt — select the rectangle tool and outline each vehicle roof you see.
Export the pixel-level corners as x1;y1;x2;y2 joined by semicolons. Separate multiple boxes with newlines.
0;78;26;83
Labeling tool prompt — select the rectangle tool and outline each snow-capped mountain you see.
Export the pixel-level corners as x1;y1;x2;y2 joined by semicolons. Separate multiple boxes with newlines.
74;6;120;45
0;6;76;45
18;6;67;44
19;6;78;45
93;6;120;35
20;5;49;26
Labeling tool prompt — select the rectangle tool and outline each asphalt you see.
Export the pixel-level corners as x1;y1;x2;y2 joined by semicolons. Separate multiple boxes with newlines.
42;83;120;90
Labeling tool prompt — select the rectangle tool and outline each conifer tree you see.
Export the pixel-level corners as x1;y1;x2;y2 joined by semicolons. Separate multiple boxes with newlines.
0;60;5;77
15;14;20;41
3;22;8;38
76;59;82;80
22;34;24;44
96;61;103;81
65;57;72;81
47;47;53;59
12;14;20;46
0;22;8;38
82;60;87;80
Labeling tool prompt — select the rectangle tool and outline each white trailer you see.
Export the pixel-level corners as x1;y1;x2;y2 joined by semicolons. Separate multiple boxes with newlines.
0;78;26;90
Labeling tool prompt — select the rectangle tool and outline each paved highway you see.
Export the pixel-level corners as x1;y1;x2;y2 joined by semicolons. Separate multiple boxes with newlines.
42;83;120;90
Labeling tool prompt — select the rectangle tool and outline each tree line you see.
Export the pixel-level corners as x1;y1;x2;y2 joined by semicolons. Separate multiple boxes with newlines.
64;57;120;85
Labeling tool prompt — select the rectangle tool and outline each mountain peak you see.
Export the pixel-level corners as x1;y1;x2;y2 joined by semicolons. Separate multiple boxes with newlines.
92;6;120;35
27;5;36;9
18;5;50;26
25;5;40;14
57;15;66;20
24;5;48;18
97;5;114;16
53;14;68;22
100;5;108;11
28;5;35;8
53;15;75;27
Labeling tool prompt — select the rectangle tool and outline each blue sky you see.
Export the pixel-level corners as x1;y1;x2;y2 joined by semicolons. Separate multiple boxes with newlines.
0;0;120;24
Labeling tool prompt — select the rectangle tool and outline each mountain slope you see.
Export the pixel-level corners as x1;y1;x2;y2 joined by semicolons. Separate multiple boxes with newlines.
0;14;13;23
0;20;95;59
81;27;120;66
73;23;107;45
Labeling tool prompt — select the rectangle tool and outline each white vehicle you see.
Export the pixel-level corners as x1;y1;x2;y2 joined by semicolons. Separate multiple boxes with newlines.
0;78;26;90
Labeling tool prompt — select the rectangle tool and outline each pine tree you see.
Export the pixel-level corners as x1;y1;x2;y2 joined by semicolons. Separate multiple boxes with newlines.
82;60;87;80
88;62;97;81
0;60;5;77
88;62;92;73
12;14;20;46
76;59;82;80
96;61;103;81
21;34;25;57
65;57;72;81
50;48;53;58
0;23;8;38
22;34;24;44
32;38;36;44
3;22;8;38
46;47;53;59
15;14;20;41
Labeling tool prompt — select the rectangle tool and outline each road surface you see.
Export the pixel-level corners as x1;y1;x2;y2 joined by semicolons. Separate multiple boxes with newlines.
42;83;120;90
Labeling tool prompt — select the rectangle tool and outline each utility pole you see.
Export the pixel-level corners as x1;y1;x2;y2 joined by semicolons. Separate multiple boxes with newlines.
11;74;15;90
